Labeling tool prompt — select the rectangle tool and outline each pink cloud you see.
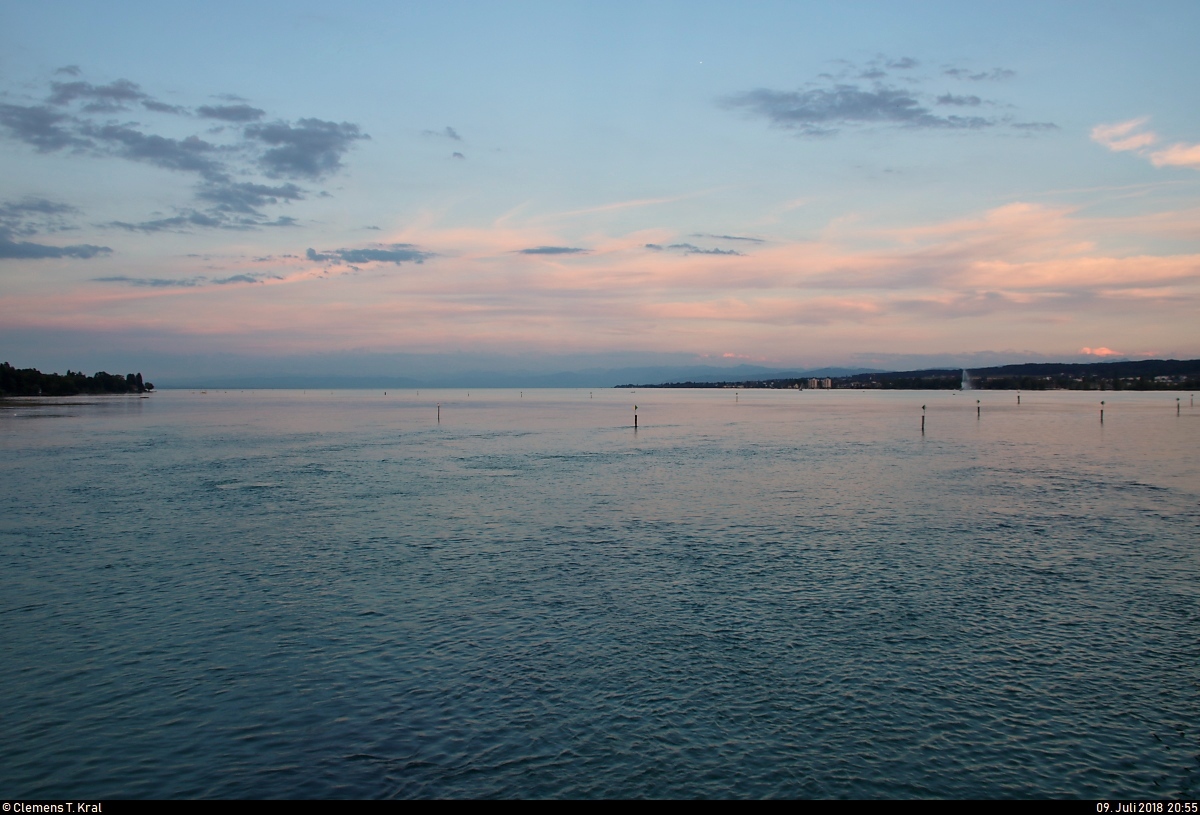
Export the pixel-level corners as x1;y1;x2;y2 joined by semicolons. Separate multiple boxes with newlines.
1150;142;1200;169
1092;116;1200;171
1080;346;1121;356
1091;118;1157;153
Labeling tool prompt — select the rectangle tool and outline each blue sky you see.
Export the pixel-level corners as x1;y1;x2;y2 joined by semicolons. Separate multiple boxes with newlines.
3;1;1198;378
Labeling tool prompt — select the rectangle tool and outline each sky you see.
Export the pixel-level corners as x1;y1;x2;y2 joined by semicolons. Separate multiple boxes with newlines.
2;0;1199;380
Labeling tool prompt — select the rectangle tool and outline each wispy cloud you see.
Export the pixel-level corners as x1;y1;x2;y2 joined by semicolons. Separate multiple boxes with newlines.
1092;118;1157;152
93;275;203;287
422;126;461;140
1092;117;1200;170
943;67;1015;81
692;233;765;243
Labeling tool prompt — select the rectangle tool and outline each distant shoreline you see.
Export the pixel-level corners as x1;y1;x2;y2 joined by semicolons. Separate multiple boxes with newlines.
619;358;1200;391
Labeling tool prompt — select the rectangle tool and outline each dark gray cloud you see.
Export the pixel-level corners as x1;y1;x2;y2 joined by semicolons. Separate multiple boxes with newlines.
0;103;88;151
452;151;465;159
0;197;80;237
260;216;299;228
936;94;982;106
48;79;147;112
0;69;371;234
95;272;272;287
0;234;110;259
517;246;588;255
723;84;992;136
692;233;764;243
306;244;432;265
197;181;304;214
0;198;77;218
423;126;461;140
83;123;223;177
107;211;224;232
669;243;742;256
645;243;742;256
246;118;368;179
106;208;298;233
55;65;82;76
722;59;1045;137
943;67;1015;81
197;104;265;122
93;275;201;287
142;100;187;114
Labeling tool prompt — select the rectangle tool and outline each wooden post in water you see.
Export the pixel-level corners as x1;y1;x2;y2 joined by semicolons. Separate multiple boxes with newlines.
437;403;440;423
921;404;926;434
1017;390;1021;405
1100;400;1105;423
634;404;638;429
977;399;981;419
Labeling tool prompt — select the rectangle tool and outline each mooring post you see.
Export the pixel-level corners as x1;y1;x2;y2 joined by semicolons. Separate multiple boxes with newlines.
634;404;638;430
437;403;440;422
1017;390;1021;405
1100;400;1105;423
921;404;926;434
977;399;981;419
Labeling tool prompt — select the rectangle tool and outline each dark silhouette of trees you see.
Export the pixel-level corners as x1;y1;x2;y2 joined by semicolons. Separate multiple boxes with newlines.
1;362;154;396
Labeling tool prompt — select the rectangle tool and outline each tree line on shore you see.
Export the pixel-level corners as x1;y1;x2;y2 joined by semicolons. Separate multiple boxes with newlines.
1;362;154;396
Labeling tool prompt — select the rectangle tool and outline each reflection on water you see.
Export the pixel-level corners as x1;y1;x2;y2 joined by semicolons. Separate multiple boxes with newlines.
1;388;1198;798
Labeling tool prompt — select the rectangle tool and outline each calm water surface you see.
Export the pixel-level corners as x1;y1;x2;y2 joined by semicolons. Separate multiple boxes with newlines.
2;388;1198;798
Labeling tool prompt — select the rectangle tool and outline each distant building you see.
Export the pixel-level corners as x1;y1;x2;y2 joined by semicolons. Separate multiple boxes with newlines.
822;378;833;389
808;378;819;389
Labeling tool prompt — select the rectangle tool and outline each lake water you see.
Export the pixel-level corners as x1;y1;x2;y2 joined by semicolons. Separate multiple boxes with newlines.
2;387;1198;798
